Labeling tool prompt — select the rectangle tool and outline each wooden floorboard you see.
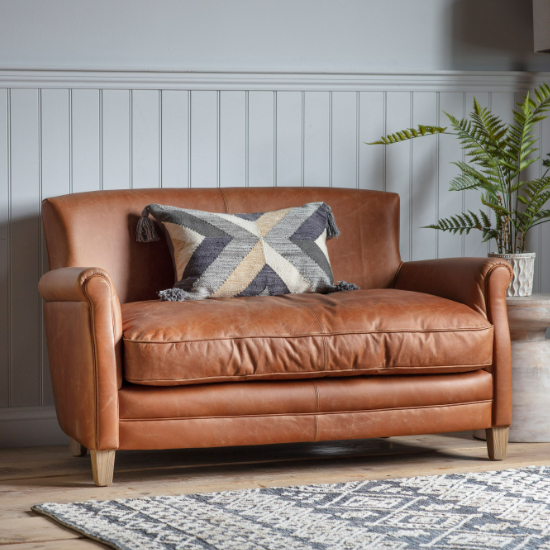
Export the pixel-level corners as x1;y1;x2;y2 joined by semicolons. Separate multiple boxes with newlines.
0;433;548;548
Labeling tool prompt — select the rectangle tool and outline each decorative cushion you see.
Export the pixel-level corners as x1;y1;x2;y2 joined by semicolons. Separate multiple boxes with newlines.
136;201;357;301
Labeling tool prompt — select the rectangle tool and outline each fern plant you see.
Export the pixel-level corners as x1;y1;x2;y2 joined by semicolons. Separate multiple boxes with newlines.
368;84;550;254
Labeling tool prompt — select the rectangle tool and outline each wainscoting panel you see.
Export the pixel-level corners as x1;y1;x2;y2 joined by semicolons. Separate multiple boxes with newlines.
276;91;302;188
331;91;357;189
0;88;8;409
411;92;438;262
132;89;161;189
161;90;189;189
358;92;385;193
248;91;274;188
220;91;246;188
1;70;550;444
102;90;130;191
191;91;218;188
304;91;329;188
71;89;100;194
438;92;464;259
9;89;41;408
386;92;412;262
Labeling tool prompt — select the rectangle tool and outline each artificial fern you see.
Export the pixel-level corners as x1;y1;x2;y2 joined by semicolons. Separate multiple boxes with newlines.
368;125;446;145
368;84;550;253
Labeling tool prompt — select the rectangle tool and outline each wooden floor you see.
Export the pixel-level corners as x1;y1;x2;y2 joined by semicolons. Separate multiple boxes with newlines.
1;433;549;548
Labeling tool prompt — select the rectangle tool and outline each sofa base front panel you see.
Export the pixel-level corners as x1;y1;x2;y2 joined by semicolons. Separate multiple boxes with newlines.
118;370;493;420
118;401;492;450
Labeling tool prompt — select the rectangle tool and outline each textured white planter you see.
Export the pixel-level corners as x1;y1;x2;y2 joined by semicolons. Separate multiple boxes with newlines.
488;252;536;297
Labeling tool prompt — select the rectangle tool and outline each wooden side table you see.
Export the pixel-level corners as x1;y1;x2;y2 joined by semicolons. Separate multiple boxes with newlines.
475;294;550;442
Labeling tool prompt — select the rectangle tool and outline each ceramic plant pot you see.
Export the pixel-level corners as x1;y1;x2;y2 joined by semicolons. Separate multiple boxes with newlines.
488;252;536;297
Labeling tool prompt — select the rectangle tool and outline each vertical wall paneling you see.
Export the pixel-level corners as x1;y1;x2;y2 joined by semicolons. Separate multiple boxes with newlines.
132;90;161;189
0;90;8;242
540;113;550;292
0;89;8;407
438;93;464;259
464;92;489;257
411;92;438;261
276;92;302;187
331;92;357;188
40;89;70;406
190;91;218;188
9;89;40;407
359;92;385;192
248;91;274;187
386;92;412;261
219;91;246;187
161;90;189;188
303;92;330;187
71;89;100;194
41;89;70;200
102;90;130;190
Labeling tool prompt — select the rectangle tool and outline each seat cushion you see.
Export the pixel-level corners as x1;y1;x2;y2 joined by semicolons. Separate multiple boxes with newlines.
121;288;494;386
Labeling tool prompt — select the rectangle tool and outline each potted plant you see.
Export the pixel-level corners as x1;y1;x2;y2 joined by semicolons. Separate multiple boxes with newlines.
368;83;550;296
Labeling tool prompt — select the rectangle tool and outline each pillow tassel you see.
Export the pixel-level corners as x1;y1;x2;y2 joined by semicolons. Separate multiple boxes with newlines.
136;206;160;243
158;288;190;301
325;204;341;239
331;280;360;292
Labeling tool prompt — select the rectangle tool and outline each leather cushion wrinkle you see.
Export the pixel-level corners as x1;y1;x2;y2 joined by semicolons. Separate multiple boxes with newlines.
122;289;494;386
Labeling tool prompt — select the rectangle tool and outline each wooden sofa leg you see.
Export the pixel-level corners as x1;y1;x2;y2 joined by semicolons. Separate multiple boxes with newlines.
69;437;87;457
91;450;116;486
486;427;509;460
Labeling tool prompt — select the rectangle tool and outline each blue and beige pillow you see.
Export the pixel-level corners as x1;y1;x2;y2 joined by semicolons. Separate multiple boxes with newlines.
136;201;358;301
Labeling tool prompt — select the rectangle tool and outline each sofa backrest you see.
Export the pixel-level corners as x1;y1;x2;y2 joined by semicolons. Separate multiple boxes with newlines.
42;187;401;304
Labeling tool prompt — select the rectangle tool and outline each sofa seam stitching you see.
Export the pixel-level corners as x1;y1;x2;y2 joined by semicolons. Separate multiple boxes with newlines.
81;272;118;450
81;278;100;450
312;380;320;441
123;325;495;344
124;365;492;383
118;400;494;422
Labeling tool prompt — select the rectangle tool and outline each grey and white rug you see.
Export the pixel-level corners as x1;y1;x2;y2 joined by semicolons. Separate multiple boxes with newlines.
33;466;550;550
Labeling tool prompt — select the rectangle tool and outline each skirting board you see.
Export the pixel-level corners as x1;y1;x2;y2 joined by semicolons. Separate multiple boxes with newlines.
0;406;67;448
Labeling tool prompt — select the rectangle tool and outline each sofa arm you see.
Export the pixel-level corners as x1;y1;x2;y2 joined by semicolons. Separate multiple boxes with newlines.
39;267;122;450
395;257;513;427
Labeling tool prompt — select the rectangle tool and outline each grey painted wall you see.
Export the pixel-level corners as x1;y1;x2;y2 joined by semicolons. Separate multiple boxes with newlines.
0;0;549;73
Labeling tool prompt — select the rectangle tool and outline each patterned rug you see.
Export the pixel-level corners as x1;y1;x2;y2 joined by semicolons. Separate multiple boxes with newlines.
33;466;550;550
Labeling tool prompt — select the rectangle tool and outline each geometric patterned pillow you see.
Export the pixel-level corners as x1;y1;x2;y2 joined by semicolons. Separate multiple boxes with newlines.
136;201;358;301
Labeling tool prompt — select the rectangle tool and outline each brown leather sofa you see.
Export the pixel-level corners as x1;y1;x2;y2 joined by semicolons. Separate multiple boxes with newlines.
38;187;513;486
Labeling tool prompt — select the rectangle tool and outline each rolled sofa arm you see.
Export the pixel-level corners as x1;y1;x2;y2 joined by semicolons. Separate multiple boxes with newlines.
39;267;122;450
394;257;513;427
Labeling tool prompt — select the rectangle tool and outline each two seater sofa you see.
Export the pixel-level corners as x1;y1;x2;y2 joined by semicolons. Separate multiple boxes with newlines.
39;187;513;486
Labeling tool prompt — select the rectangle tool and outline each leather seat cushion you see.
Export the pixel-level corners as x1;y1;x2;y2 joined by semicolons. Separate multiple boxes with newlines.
121;288;494;386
